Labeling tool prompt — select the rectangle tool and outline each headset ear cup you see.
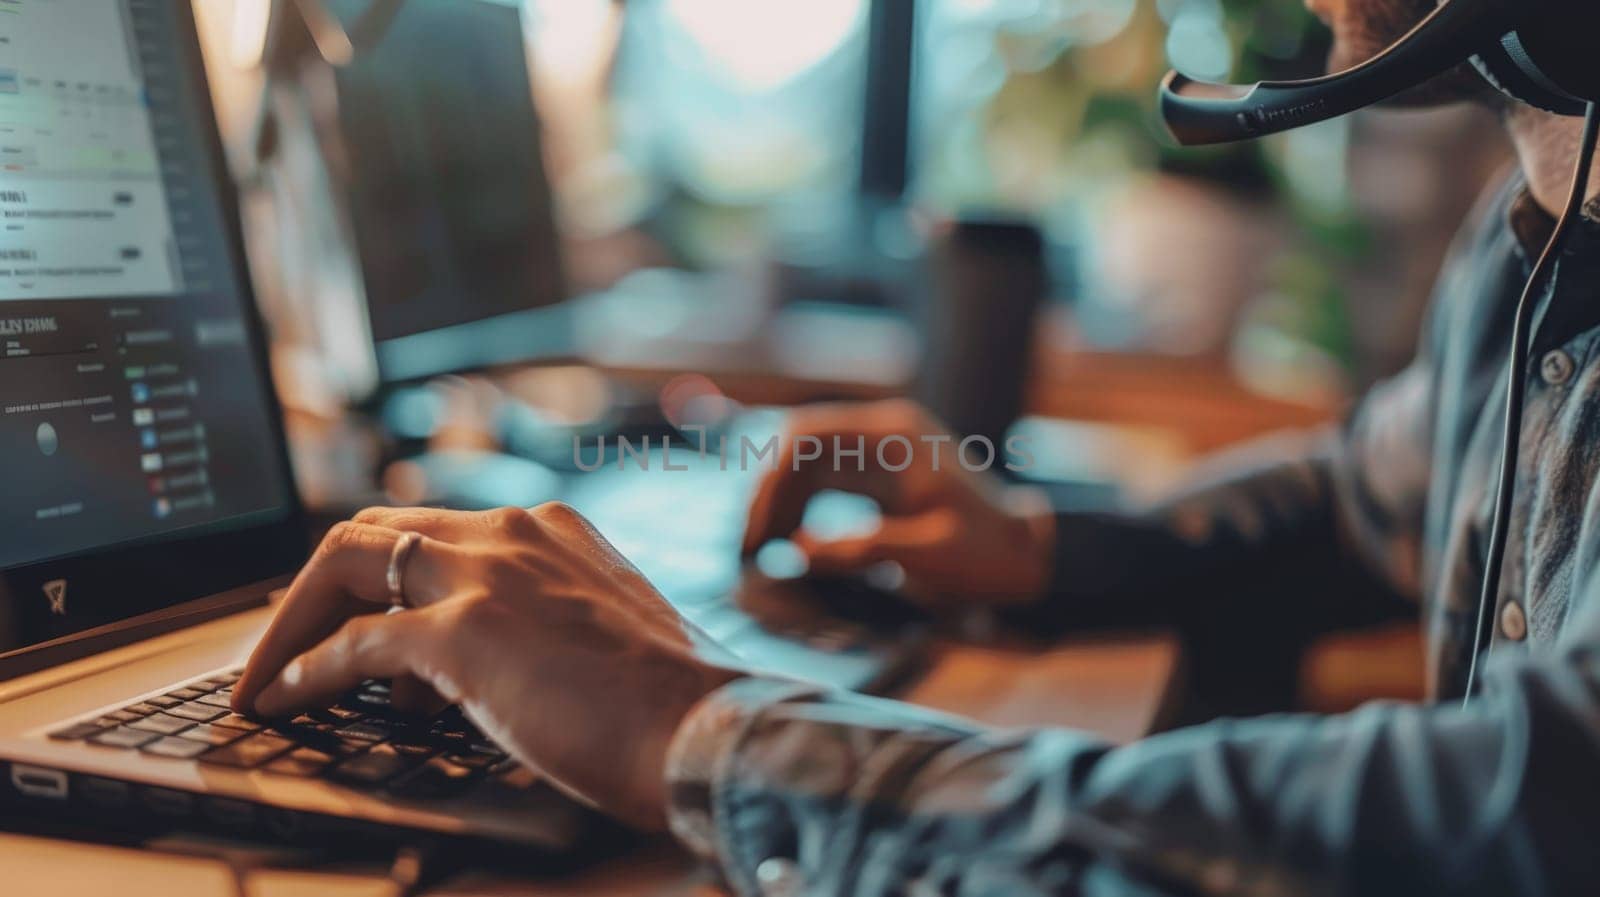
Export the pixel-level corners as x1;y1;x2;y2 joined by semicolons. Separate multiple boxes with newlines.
1471;45;1586;114
1471;9;1600;115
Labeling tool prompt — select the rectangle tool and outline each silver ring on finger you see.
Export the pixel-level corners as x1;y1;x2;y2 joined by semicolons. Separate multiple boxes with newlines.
386;531;423;609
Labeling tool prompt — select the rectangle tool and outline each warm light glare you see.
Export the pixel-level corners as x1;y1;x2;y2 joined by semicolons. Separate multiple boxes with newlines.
526;0;620;84
663;0;866;91
230;0;274;68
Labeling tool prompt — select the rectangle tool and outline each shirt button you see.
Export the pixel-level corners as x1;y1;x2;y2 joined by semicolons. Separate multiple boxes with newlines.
755;858;800;897
1541;350;1576;386
1501;601;1528;642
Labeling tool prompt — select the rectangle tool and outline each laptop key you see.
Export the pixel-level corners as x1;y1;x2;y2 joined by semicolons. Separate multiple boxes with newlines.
129;714;193;736
346;691;394;715
330;736;375;757
443;750;499;770
166;703;228;723
210;713;261;732
194;693;233;710
389;739;440;759
90;727;160;749
266;748;336;778
387;756;481;799
262;722;363;756
143;736;211;760
327;744;412;787
289;714;339;733
431;723;479;748
200;734;295;768
123;702;162;717
50;722;108;741
146;696;183;709
179;724;245;747
338;722;391;742
105;710;142;723
168;687;208;701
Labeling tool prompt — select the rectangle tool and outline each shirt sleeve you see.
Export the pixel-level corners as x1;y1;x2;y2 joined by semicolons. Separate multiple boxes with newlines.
666;617;1600;896
1026;357;1433;635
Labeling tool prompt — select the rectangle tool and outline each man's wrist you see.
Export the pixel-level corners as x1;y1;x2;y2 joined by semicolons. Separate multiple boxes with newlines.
635;663;742;831
662;678;823;866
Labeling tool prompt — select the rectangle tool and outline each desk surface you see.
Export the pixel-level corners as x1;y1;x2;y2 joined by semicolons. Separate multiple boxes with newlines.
2;633;1179;897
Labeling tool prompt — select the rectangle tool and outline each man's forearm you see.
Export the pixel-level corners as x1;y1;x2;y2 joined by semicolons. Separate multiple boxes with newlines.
1018;446;1408;638
666;652;1600;897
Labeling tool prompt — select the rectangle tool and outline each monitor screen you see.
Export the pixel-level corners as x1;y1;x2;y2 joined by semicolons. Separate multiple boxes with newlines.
330;0;567;359
0;0;293;571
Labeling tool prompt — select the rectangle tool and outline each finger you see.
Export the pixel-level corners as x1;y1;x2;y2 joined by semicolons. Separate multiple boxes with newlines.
234;522;451;713
792;517;944;577
253;611;434;717
741;463;813;555
794;535;894;577
742;407;916;555
793;524;965;611
350;506;493;543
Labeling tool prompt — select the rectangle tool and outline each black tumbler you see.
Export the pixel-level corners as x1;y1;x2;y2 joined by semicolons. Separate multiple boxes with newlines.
915;217;1049;451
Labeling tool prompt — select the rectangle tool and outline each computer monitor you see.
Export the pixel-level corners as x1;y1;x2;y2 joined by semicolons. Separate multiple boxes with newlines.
0;0;303;653
326;0;570;387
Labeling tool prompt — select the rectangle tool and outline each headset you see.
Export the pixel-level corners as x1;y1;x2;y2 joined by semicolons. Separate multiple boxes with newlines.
1158;1;1600;703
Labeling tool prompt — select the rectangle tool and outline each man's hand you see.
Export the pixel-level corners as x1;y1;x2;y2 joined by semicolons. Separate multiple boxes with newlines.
743;400;1055;610
232;504;742;830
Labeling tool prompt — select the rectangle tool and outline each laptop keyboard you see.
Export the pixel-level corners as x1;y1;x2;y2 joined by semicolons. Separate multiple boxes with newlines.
47;671;526;800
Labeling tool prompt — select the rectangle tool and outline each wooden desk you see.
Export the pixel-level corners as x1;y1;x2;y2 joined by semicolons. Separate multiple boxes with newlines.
1;634;1179;897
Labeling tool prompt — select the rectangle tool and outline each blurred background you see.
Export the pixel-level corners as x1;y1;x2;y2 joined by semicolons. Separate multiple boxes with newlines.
0;6;1559;883
184;0;1512;712
189;0;1510;421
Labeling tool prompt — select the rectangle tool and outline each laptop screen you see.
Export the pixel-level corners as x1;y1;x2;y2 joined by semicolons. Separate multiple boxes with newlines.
0;0;293;572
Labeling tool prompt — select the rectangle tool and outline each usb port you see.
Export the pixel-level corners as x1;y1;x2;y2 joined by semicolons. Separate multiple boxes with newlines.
203;797;255;828
79;776;132;809
140;787;194;817
10;764;69;800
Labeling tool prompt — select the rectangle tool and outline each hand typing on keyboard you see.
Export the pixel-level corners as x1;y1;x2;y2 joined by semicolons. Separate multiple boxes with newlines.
232;504;744;830
51;671;526;799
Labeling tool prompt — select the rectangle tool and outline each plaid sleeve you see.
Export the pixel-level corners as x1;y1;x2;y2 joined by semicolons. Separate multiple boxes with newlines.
666;647;1600;897
664;677;1119;896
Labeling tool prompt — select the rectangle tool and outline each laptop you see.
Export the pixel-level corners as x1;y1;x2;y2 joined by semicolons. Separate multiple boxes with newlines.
0;0;918;854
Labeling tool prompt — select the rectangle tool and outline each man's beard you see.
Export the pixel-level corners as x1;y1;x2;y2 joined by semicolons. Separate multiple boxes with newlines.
1320;0;1498;108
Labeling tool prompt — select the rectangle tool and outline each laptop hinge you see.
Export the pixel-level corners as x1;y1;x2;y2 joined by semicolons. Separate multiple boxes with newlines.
0;577;288;684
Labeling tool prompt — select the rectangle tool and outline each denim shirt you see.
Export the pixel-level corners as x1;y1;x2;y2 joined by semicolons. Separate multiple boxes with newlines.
664;176;1600;896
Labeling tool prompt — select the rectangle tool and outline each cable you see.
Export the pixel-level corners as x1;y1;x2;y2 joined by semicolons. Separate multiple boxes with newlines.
1462;101;1600;707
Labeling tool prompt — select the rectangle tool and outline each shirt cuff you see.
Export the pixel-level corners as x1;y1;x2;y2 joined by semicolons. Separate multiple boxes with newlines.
663;677;822;882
